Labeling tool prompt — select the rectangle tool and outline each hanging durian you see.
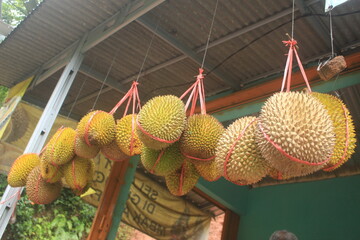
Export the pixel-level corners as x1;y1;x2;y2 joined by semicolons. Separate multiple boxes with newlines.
215;117;269;185
180;114;224;160
256;92;335;177
8;153;40;187
141;142;184;176
76;110;115;146
115;114;142;156
26;166;62;204
165;160;199;196
137;95;186;150
41;127;76;165
310;92;356;171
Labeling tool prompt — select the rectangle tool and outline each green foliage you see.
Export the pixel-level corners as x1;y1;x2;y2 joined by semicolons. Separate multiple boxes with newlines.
0;85;8;107
0;174;96;240
1;0;41;27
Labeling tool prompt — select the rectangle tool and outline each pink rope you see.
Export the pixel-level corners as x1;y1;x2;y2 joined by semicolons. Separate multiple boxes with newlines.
182;151;215;162
150;150;165;174
136;119;180;144
258;121;330;166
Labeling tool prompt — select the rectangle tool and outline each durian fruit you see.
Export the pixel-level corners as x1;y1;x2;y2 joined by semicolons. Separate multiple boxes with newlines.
256;92;335;177
74;135;100;158
115;114;142;156
76;110;115;146
101;140;128;161
39;157;64;183
180;114;224;160
215;117;269;184
141;142;184;176
42;127;76;165
8;153;40;187
193;159;221;182
310;92;356;171
26;166;62;204
137;95;186;150
63;156;94;192
165;160;200;196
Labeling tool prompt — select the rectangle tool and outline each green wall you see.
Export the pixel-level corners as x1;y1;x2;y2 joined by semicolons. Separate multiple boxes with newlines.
237;175;360;240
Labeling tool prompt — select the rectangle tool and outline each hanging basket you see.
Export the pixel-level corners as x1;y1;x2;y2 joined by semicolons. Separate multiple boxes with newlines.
317;55;347;81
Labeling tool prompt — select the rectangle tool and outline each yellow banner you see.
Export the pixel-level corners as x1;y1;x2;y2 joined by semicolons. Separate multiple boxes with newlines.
0;77;33;139
0;101;211;239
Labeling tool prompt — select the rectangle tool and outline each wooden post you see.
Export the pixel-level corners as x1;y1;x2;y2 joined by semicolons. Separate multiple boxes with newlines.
87;156;139;240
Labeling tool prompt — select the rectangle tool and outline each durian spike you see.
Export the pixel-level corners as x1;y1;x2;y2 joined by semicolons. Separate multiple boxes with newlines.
258;121;330;166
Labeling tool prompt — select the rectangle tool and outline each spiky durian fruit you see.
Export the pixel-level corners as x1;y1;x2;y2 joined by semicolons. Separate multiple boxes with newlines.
39;157;64;183
26;166;62;204
63;157;94;192
165;160;199;196
215;117;269;184
180;114;224;160
311;92;356;171
256;92;335;177
76;110;115;146
193;159;221;182
8;153;40;187
141;142;184;176
74;135;100;158
137;95;186;150
42;127;76;165
101;140;128;161
115;114;142;156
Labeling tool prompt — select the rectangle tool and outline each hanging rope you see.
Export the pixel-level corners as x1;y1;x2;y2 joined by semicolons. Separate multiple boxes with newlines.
67;58;97;119
201;0;219;69
280;40;312;92
136;20;159;82
92;48;120;110
329;7;335;58
291;0;295;39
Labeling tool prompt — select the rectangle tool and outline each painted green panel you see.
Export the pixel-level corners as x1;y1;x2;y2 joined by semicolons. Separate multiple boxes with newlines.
238;175;360;240
196;177;249;215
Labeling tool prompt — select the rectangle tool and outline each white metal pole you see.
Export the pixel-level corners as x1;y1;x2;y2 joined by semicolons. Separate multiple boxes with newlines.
0;35;86;238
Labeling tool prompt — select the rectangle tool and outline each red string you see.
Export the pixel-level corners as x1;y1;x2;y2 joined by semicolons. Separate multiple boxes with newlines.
223;118;257;181
72;159;82;191
180;68;207;116
178;163;185;195
136;119;181;144
109;82;139;115
0;189;21;205
323;104;351;172
109;81;141;154
281;39;312;93
150;150;165;174
84;111;100;146
258;121;330;166
182;151;215;162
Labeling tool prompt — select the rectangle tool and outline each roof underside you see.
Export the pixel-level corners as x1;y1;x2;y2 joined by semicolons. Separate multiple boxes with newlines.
1;0;360;216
